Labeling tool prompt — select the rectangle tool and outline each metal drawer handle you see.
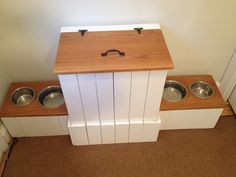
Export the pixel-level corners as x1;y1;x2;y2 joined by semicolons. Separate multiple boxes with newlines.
101;49;125;57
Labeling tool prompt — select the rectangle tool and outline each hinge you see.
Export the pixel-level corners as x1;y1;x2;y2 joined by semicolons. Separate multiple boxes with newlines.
78;29;88;37
134;27;143;34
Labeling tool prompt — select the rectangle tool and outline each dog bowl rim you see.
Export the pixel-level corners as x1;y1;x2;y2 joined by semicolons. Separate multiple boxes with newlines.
37;85;64;109
10;87;35;106
190;81;214;99
163;80;188;102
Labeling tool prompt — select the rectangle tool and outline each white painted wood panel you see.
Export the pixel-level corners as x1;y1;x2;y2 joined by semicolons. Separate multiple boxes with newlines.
2;116;68;137
130;71;149;121
115;121;129;143
59;74;85;123
58;116;69;135
96;73;114;123
160;108;223;130
129;121;143;143
68;121;89;145
143;119;161;142
19;116;62;137
87;123;102;145
101;122;115;144
144;70;167;121
2;117;25;137
77;74;100;123
114;72;131;122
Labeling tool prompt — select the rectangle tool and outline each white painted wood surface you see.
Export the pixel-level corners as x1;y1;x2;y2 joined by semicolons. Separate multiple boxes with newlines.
129;71;149;121
2;116;69;137
101;122;115;144
77;74;100;123
144;70;167;121
68;121;89;145
59;70;168;145
96;73;114;123
129;121;144;143
87;123;102;145
160;108;223;130
143;119;161;142
18;116;62;137
115;121;129;143
2;118;25;137
0;124;11;143
114;72;131;122
59;74;85;123
58;116;69;135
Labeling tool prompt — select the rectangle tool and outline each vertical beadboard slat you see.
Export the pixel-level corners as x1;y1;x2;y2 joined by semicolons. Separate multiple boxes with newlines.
101;122;115;144
144;70;167;121
96;73;114;123
114;72;131;122
115;121;129;143
87;123;102;145
77;74;100;123
58;74;85;123
77;74;102;144
129;71;149;121
129;121;144;143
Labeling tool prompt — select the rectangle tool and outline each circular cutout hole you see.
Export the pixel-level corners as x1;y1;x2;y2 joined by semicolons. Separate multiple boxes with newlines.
10;87;35;106
163;80;188;102
190;81;214;98
38;86;65;109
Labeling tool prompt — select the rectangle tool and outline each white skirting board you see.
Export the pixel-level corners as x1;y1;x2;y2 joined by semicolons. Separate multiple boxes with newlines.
115;121;129;143
68;121;88;145
101;122;115;144
160;108;223;130
68;117;161;145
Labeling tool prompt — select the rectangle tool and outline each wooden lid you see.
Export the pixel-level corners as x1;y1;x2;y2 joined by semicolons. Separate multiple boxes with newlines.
54;25;174;74
160;75;227;111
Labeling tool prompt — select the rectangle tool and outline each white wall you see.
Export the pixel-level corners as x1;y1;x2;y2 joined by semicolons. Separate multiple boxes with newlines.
0;0;236;84
0;61;11;161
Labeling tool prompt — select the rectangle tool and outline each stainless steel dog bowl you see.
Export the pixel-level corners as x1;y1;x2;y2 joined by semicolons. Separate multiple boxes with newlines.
10;87;35;106
190;81;214;98
163;80;188;102
38;86;65;109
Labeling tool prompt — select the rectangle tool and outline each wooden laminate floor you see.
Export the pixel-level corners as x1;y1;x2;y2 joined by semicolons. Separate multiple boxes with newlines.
3;116;236;177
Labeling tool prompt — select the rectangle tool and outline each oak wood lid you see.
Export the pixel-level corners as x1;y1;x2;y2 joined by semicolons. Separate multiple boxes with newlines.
54;28;174;74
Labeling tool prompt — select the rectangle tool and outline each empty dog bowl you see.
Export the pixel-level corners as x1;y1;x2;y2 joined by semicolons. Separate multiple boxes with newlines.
38;86;65;109
10;87;35;106
163;80;188;102
190;81;214;98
